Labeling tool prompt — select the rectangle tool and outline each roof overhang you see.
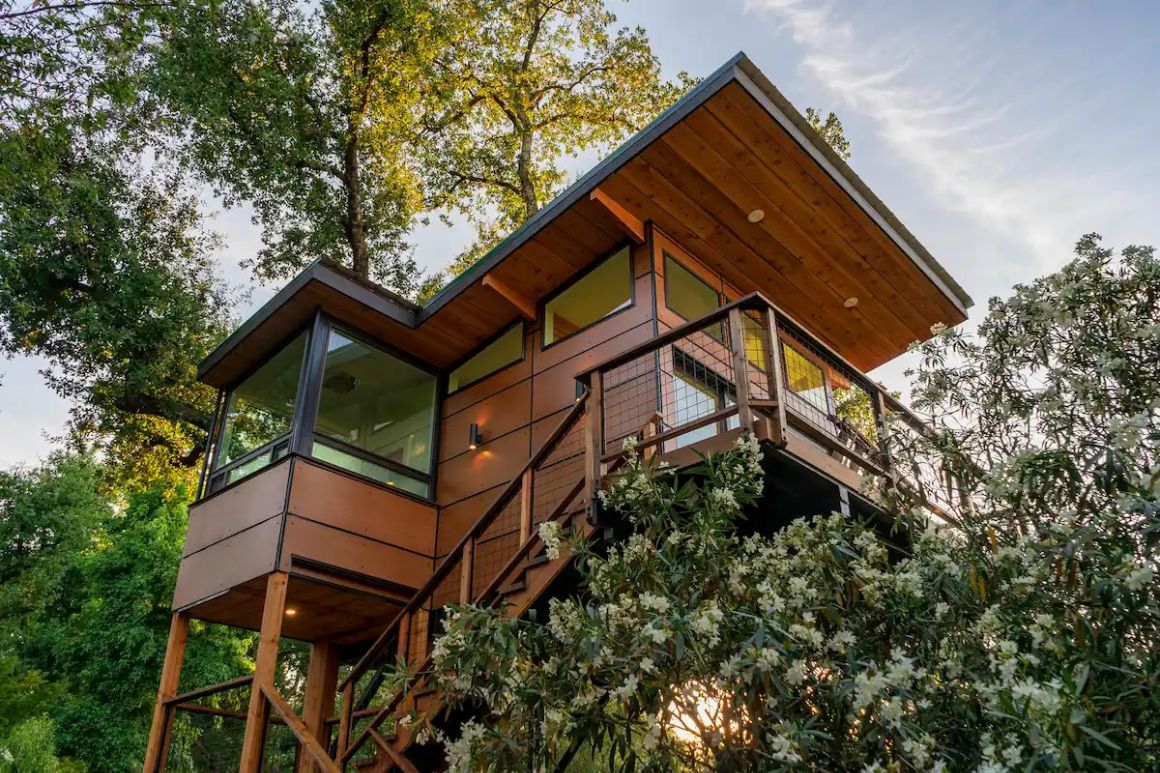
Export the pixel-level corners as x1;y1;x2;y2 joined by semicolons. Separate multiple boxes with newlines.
199;51;971;388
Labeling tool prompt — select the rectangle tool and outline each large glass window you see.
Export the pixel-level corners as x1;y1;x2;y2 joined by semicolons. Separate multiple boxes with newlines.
543;246;632;346
214;332;306;479
312;327;437;495
448;322;524;393
664;253;720;321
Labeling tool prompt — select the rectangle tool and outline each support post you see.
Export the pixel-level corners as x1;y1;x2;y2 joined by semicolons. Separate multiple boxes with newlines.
583;372;604;524
336;681;354;764
873;389;896;488
143;612;190;772
763;310;789;446
519;468;534;544
296;640;340;773
239;572;290;773
728;308;753;434
459;538;475;605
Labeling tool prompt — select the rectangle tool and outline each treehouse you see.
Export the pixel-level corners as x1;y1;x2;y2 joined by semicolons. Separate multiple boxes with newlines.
144;52;971;772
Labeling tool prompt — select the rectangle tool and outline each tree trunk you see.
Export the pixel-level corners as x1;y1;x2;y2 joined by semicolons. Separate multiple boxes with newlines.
517;129;538;218
343;117;371;279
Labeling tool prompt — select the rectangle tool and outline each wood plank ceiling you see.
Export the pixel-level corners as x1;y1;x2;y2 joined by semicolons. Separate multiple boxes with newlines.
424;81;965;372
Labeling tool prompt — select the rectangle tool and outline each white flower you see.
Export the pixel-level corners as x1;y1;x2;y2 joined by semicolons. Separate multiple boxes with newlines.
539;520;564;560
784;659;807;685
768;733;801;763
639;592;671;614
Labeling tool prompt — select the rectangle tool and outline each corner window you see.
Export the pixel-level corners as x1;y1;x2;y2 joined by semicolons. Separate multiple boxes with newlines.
313;328;437;495
543;246;632;346
448;322;524;393
214;332;306;476
664;253;720;322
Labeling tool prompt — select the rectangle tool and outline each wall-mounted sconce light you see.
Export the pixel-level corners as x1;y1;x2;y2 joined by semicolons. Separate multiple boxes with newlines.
469;422;482;450
285;607;298;618
575;380;586;403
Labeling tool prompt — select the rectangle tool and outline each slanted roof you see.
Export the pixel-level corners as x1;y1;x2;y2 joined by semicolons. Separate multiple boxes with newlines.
199;51;971;388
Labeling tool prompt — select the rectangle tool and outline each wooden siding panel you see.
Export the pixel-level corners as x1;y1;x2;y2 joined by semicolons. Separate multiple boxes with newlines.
287;460;437;557
279;515;433;592
436;427;531;507
183;460;291;557
435;484;506;556
439;378;532;462
173;516;281;609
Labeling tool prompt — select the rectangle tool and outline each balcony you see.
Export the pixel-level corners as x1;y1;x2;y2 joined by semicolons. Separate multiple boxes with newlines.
585;292;924;497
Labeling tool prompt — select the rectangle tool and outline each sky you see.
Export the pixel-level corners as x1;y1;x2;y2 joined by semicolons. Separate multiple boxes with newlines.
1;0;1158;467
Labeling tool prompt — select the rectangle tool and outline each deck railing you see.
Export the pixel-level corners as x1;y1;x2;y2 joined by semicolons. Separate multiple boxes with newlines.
580;292;922;492
331;395;592;766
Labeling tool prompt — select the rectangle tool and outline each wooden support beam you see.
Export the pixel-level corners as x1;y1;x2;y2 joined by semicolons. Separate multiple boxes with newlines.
589;187;645;244
239;572;289;773
764;311;789;446
459;538;475;605
336;681;354;763
143;612;189;772
519;468;534;543
297;641;340;773
481;273;537;320
262;684;341;773
728;308;754;434
583;373;604;524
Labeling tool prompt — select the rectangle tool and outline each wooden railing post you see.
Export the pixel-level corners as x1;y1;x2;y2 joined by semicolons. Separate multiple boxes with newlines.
519;468;534;543
728;307;753;434
459;538;475;605
143;612;189;772
297;640;339;773
239;572;289;773
873;389;896;487
763;309;789;446
584;373;603;524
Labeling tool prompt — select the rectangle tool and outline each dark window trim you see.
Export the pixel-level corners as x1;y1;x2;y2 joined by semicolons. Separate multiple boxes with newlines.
307;317;440;499
210;322;313;474
196;389;225;499
662;251;724;322
311;434;433;485
206;432;292;495
540;241;636;350
446;319;527;395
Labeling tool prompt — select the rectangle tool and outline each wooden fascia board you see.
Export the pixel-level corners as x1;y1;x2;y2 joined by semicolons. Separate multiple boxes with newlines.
589;187;645;244
481;273;537;321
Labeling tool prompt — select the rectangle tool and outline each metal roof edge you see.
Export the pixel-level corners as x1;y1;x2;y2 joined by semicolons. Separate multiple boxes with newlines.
415;51;748;322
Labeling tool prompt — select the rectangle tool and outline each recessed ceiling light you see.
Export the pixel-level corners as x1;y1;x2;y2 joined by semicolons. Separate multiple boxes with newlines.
844;297;859;308
747;209;765;223
285;608;298;617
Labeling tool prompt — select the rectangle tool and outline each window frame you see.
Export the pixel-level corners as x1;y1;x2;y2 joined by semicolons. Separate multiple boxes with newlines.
302;315;442;498
662;251;723;323
202;311;445;501
540;242;636;350
446;320;526;395
205;322;314;494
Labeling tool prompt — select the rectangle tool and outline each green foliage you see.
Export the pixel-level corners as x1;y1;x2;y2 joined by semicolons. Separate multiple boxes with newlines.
149;0;436;288
805;107;851;160
0;454;254;772
0;124;235;486
427;235;1160;771
419;0;689;284
0;717;85;773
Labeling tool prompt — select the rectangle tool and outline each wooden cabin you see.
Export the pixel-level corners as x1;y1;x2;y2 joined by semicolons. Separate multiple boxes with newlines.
144;52;971;772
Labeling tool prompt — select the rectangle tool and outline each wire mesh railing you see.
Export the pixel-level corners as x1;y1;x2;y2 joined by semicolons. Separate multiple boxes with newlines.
333;396;591;766
587;296;907;483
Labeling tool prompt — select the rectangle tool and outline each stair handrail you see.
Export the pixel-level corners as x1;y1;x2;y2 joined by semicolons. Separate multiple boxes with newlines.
338;393;589;692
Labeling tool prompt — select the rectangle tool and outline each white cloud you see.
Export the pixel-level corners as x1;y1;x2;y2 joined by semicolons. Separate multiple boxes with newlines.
745;0;1131;273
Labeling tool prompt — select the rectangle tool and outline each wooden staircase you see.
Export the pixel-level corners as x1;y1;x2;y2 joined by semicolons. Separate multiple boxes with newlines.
331;396;603;771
